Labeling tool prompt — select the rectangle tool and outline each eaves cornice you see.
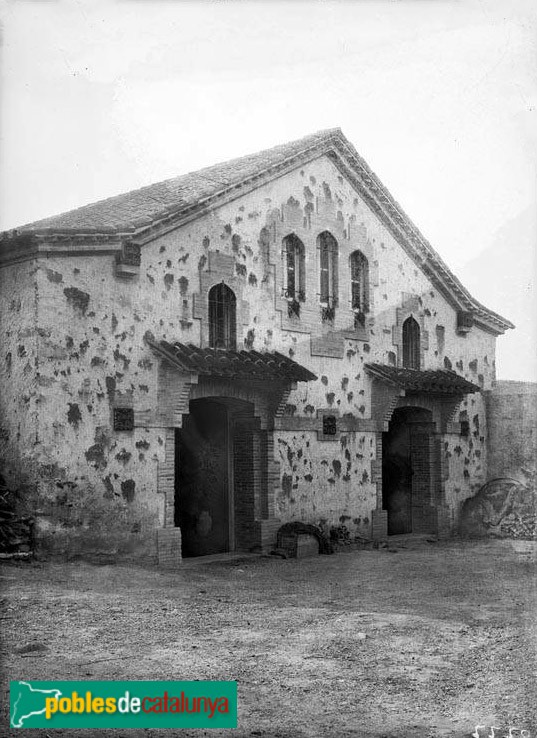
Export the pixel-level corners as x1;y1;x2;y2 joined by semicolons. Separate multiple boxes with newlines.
0;130;513;334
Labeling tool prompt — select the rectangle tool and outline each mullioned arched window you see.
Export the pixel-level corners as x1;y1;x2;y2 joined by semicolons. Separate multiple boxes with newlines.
282;234;305;303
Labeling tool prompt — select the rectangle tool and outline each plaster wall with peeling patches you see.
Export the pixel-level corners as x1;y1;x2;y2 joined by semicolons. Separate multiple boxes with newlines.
0;260;40;470
0;152;502;559
486;381;537;487
275;432;377;540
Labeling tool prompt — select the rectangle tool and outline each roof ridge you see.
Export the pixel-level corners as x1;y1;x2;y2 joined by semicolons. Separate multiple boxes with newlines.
6;128;342;234
0;127;513;333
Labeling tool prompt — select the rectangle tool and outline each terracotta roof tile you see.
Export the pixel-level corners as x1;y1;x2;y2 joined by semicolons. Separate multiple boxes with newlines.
149;339;317;383
364;363;480;394
0;128;513;334
12;129;340;235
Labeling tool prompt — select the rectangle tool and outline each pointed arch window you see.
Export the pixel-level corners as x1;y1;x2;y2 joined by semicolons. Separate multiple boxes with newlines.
282;234;305;302
318;231;338;306
208;283;236;350
402;316;420;369
350;250;369;320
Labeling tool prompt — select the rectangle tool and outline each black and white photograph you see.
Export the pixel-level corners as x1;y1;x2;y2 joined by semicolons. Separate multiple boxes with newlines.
0;0;536;736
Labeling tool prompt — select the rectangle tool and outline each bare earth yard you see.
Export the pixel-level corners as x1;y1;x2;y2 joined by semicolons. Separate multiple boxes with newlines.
1;538;536;738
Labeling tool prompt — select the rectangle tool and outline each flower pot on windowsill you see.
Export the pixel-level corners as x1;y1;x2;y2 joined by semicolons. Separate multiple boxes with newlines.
321;304;336;323
287;299;301;318
353;310;367;329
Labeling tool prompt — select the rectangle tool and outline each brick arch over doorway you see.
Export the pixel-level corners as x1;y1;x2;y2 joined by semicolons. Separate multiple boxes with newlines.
382;406;438;535
176;396;263;557
371;394;459;541
367;365;478;541
155;363;290;565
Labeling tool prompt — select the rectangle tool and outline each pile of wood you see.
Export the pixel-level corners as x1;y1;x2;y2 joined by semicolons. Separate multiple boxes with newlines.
330;524;352;545
500;513;536;540
460;476;536;540
0;475;34;559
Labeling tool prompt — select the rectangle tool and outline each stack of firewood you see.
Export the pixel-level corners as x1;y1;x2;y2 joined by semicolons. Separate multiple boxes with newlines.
330;524;351;545
0;476;34;558
500;513;537;540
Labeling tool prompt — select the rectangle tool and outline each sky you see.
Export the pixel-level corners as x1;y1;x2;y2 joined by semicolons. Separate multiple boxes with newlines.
1;0;536;380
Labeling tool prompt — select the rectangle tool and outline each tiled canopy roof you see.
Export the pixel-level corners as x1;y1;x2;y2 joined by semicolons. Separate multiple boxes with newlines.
148;339;317;383
364;363;480;395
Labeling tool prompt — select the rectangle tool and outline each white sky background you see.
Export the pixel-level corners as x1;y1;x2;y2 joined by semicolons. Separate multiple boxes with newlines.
1;0;536;380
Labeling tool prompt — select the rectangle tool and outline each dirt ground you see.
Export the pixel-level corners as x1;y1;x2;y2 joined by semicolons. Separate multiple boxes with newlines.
1;538;536;738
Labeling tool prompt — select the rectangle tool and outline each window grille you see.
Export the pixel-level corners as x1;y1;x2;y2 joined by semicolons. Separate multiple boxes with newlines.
208;283;237;350
350;250;369;313
318;231;338;306
402;316;420;369
322;415;337;435
113;407;134;431
282;234;305;302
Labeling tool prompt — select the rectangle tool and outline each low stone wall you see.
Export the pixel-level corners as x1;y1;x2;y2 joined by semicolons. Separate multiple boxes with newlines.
486;380;537;484
459;381;537;539
459;478;536;539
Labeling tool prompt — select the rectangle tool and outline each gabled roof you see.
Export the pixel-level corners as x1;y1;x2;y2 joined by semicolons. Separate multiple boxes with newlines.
365;363;481;395
0;128;513;333
148;339;317;383
5;130;339;236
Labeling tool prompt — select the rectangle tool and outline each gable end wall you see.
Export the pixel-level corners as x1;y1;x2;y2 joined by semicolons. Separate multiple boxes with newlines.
0;154;499;557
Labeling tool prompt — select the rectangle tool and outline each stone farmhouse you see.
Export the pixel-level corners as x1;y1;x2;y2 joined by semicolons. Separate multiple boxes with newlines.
0;129;514;564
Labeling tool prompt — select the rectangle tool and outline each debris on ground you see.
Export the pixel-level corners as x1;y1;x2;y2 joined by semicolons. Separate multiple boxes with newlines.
460;476;537;539
1;539;535;737
0;475;34;558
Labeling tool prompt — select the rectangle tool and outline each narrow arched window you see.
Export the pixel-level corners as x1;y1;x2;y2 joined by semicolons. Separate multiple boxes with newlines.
402;316;420;369
350;250;369;314
282;234;305;302
318;231;338;306
208;283;236;350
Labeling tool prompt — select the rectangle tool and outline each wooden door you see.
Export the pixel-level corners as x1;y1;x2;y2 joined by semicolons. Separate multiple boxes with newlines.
175;400;229;557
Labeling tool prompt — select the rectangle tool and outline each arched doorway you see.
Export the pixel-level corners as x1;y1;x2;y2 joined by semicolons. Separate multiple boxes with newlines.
175;396;258;557
382;407;434;535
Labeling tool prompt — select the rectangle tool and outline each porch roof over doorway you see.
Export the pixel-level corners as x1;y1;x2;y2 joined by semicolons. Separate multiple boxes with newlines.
364;363;481;395
148;339;317;382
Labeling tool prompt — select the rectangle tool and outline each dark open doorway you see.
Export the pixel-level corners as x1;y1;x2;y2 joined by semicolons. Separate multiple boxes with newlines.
382;407;433;535
175;399;229;557
175;396;257;557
